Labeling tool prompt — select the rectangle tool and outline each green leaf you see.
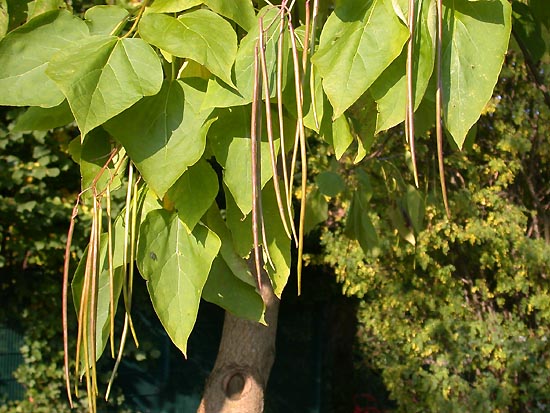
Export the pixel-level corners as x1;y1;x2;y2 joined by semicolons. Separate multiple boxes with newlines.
225;181;291;297
68;128;125;196
529;0;550;29
404;184;425;234
345;191;380;257
370;0;436;132
203;7;285;109
139;9;237;87
315;171;345;197
207;105;280;215
27;0;64;20
204;204;256;287
147;0;202;13
441;0;512;148
0;0;7;40
47;35;163;137
202;257;265;323
166;159;218;231
332;115;354;160
6;0;30;30
304;187;328;234
388;203;415;246
312;0;409;118
512;1;546;63
0;10;89;107
349;93;377;163
105;78;213;198
72;225;126;361
137;210;221;356
13;100;73;131
84;5;129;36
204;0;256;31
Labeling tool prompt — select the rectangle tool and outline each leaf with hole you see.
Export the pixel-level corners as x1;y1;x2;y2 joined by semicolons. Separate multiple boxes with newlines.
137;210;221;356
84;5;128;36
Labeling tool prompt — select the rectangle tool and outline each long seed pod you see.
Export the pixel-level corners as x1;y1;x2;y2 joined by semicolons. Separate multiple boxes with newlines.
406;0;419;187
288;20;307;295
276;2;299;244
436;0;450;217
259;17;293;240
251;40;263;289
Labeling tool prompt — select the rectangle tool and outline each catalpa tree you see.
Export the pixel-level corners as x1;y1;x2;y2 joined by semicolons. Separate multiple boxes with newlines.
0;0;517;411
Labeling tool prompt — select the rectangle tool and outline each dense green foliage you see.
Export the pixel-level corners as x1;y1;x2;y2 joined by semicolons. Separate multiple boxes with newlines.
318;47;550;412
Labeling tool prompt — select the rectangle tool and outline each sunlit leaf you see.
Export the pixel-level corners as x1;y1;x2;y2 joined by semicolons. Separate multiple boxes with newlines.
84;5;128;36
26;0;65;20
0;0;8;40
370;0;436;132
147;0;202;13
204;0;256;31
441;0;511;148
203;7;286;109
312;0;409;118
139;9;237;87
0;10;89;107
47;35;163;137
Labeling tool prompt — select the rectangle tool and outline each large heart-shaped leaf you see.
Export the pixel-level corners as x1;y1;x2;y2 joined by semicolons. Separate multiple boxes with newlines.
312;0;409;118
441;0;511;148
47;35;163;137
137;210;221;356
105;78;214;198
139;9;237;87
0;10;89;107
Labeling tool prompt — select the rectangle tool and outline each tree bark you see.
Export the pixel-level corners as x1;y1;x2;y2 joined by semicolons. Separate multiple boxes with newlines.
197;272;279;413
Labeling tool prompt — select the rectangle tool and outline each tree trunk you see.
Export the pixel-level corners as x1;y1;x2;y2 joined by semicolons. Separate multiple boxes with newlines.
197;271;279;413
